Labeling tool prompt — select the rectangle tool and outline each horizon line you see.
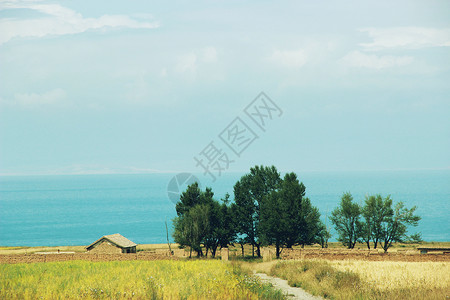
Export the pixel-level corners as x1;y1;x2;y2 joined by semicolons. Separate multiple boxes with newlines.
1;167;449;177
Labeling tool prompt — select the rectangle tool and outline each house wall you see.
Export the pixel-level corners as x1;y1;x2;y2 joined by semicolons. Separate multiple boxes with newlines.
88;240;122;254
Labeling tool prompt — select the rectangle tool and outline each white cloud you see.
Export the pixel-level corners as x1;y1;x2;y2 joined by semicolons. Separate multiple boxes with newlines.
125;74;149;103
13;88;69;108
360;27;450;51
160;68;168;78
270;49;307;68
0;2;159;45
175;47;218;75
202;46;217;63
341;51;413;69
175;53;197;74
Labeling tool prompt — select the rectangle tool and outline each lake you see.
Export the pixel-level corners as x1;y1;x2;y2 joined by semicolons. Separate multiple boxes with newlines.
0;170;448;246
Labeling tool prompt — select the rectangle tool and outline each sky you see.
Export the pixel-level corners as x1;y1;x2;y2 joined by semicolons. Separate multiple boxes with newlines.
0;0;449;178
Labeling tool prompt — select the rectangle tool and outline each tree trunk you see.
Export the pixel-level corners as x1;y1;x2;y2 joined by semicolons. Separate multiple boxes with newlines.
240;243;245;257
276;241;281;258
256;243;261;258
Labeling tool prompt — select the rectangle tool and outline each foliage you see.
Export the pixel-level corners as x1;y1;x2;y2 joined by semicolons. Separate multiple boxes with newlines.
316;221;332;248
173;204;210;256
405;232;423;244
175;182;212;217
0;260;286;300
330;192;362;249
361;194;393;249
379;201;421;252
173;184;235;257
359;194;421;252
233;165;281;257
259;172;322;257
204;194;236;257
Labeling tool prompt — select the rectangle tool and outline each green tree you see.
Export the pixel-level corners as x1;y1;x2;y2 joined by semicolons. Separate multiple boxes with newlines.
204;194;236;257
330;192;362;249
277;173;306;248
297;197;322;247
361;195;376;249
259;190;288;258
174;184;236;258
173;183;214;257
379;201;421;252
233;165;281;257
175;182;213;216
259;172;322;257
173;204;210;257
361;194;393;249
316;221;332;248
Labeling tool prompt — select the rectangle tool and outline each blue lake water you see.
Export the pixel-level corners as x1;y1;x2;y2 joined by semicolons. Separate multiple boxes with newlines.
0;170;449;246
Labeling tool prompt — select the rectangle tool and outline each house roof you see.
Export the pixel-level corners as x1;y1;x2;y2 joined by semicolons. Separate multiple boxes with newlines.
86;233;137;249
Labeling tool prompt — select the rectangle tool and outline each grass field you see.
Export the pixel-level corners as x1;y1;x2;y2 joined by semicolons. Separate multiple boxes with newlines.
267;259;450;299
0;260;285;300
1;242;449;299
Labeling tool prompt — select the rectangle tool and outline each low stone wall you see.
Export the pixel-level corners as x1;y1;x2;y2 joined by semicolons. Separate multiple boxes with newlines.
279;248;450;262
0;252;178;264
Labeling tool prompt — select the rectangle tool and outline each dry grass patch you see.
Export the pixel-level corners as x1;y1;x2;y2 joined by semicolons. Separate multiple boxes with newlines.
330;260;450;297
269;259;450;299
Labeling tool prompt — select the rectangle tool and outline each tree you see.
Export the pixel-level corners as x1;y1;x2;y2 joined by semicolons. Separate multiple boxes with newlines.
297;197;322;247
361;195;376;249
405;232;423;244
204;194;236;257
233;177;257;256
330;192;362;249
173;184;236;258
259;172;322;258
175;182;213;216
260;190;288;258
173;183;214;257
277;172;306;248
316;221;331;248
233;165;281;257
379;201;421;252
361;194;393;249
173;204;210;257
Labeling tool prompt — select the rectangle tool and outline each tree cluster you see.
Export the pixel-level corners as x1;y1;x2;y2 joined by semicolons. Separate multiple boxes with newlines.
173;165;327;258
330;193;421;252
173;165;422;257
173;183;235;257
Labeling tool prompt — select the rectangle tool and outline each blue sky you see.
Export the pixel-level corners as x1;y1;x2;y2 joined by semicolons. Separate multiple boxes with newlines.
0;0;449;177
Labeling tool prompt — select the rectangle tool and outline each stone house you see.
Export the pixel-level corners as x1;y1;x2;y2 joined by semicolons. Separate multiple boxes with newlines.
86;233;137;253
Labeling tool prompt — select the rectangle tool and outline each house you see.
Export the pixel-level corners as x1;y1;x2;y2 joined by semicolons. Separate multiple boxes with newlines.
86;233;137;253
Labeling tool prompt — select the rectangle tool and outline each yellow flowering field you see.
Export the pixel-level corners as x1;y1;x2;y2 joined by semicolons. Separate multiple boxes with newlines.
0;260;285;299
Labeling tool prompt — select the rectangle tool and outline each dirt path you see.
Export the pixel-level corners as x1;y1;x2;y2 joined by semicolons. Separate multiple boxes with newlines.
254;272;323;300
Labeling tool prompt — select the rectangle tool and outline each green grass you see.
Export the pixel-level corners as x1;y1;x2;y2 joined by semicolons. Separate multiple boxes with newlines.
0;260;286;299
